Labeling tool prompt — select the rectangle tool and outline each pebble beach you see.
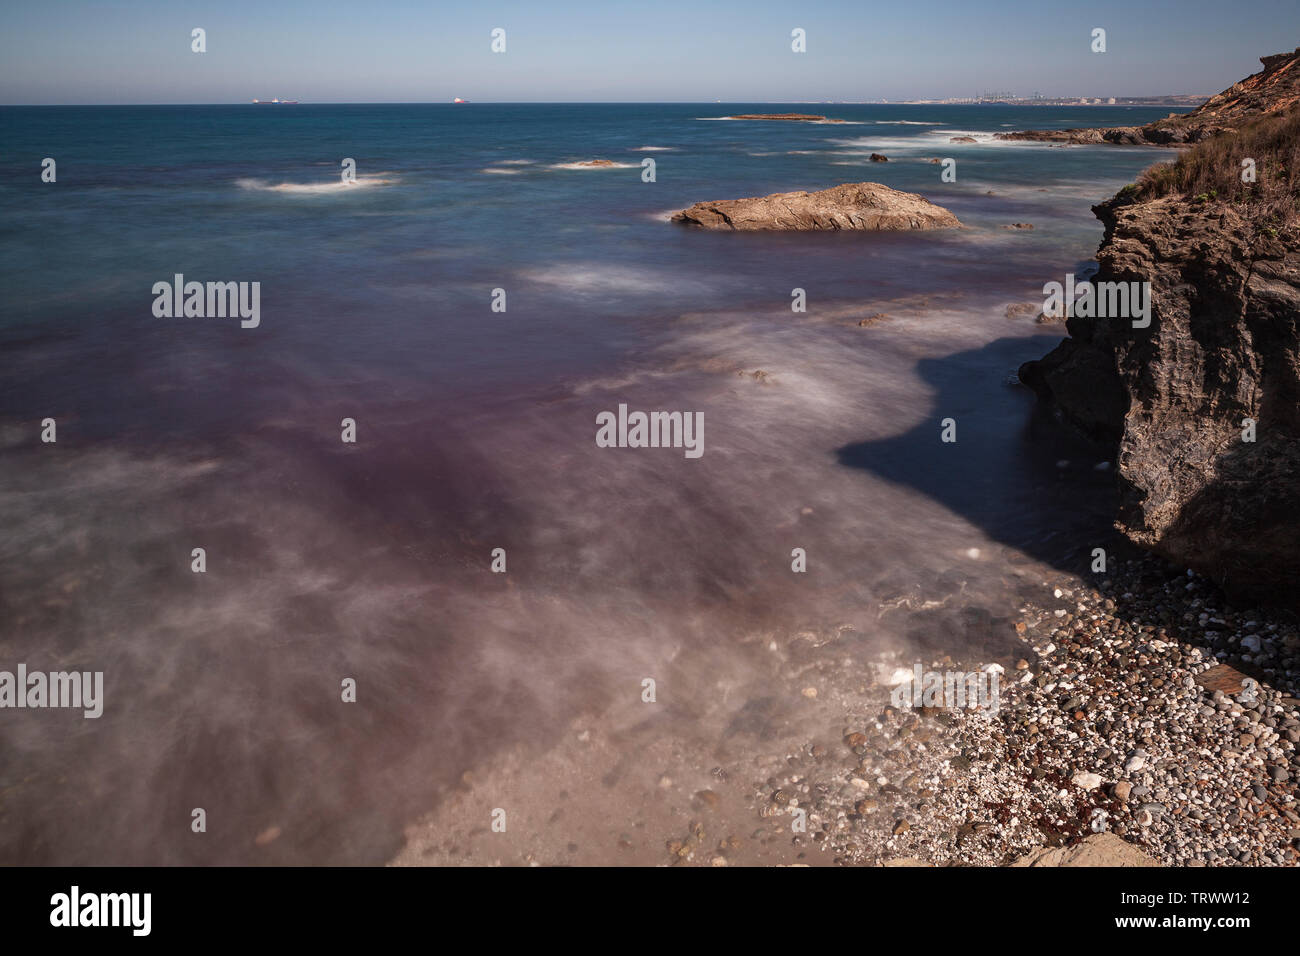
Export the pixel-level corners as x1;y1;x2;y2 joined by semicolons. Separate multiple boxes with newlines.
747;550;1300;867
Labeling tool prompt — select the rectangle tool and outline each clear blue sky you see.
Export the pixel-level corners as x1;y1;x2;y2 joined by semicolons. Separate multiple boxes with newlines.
2;0;1297;104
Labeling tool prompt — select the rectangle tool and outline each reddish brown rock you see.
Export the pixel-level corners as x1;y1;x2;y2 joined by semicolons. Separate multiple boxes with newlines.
1195;664;1257;696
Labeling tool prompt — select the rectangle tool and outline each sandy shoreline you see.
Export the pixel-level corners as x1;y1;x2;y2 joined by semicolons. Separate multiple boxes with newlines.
390;541;1299;867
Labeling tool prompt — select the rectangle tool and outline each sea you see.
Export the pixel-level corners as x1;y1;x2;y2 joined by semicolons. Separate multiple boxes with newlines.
0;103;1182;863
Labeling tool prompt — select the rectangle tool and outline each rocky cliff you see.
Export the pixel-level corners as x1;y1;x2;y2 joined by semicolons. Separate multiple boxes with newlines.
999;48;1300;146
1020;117;1300;607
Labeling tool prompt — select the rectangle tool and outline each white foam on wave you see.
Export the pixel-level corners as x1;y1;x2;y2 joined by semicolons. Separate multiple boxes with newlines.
828;129;1030;154
550;160;638;170
521;264;673;294
481;159;538;174
694;116;862;125
236;174;398;194
936;129;995;140
631;146;674;151
520;262;711;296
826;138;938;153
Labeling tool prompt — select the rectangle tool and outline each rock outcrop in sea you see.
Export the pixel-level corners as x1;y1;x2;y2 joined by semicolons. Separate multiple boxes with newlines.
670;182;961;231
1019;75;1300;608
998;47;1300;146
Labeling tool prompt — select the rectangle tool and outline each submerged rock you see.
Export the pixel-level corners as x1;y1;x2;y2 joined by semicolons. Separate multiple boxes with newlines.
670;182;961;231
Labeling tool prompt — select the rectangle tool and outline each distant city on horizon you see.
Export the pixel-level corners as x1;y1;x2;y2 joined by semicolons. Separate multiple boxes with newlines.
202;93;1211;108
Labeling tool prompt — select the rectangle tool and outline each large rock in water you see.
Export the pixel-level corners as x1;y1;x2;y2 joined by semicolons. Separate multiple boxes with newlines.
1020;192;1300;608
670;183;961;231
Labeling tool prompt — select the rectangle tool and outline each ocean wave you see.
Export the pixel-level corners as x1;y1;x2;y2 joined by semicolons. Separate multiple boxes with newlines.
521;262;714;296
235;174;397;194
521;264;675;294
550;160;638;170
481;159;538;174
630;146;674;151
829;129;1023;153
694;116;863;125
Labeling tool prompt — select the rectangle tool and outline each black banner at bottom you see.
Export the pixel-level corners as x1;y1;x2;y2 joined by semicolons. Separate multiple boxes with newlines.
0;864;1288;942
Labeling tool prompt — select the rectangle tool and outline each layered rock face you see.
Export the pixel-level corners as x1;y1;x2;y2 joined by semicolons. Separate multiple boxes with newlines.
1192;49;1300;124
999;47;1300;146
671;182;961;231
1020;194;1300;607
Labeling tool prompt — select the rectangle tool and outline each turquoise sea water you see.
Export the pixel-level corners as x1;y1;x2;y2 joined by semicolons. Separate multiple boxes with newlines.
2;103;1179;408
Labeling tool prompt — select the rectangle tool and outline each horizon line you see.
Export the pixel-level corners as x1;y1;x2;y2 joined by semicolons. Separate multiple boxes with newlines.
1;98;1207;108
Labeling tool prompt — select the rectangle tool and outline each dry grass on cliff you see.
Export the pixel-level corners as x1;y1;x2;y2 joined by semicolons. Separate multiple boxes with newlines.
1130;107;1300;224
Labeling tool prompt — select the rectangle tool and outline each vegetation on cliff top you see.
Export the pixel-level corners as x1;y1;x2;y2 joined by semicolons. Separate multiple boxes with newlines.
1128;106;1300;224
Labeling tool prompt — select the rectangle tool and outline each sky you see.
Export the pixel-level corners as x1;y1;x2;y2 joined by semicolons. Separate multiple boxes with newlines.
2;0;1298;104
